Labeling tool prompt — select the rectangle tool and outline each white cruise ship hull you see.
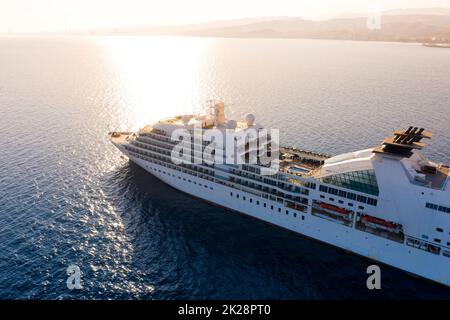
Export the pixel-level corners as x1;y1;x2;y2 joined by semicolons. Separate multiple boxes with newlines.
129;154;450;288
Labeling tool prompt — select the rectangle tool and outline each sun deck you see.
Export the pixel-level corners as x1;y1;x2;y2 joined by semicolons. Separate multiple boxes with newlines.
279;146;329;176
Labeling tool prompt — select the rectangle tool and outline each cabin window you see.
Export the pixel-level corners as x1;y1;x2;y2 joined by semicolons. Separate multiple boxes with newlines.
338;190;347;198
320;195;325;199
434;238;441;243
436;228;443;232
278;208;281;213
347;193;357;200
329;188;338;195
357;195;367;203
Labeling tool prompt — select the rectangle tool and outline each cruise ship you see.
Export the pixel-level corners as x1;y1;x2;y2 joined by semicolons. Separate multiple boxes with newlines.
110;102;450;287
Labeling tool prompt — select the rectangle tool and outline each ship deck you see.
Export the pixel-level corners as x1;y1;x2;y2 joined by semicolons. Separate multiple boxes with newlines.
109;132;132;145
279;146;329;175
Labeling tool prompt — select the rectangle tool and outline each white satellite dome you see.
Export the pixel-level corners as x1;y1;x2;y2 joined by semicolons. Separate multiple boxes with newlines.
245;113;256;127
181;115;191;126
227;119;237;130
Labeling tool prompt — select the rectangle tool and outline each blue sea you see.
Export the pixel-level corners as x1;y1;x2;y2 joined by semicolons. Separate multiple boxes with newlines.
0;36;450;299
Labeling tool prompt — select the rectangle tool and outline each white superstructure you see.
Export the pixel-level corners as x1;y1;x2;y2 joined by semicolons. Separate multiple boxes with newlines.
110;102;450;287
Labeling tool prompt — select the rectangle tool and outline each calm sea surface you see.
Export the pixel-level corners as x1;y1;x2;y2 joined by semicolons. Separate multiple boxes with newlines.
0;36;450;299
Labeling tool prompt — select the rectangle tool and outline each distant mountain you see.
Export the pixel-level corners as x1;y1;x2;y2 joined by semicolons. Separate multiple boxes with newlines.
95;8;450;43
383;7;450;16
335;7;450;19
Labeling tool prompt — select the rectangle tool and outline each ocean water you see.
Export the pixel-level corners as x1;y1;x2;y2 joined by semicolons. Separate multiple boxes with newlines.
0;36;450;299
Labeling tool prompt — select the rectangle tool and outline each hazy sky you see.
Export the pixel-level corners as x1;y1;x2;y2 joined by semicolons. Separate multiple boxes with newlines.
1;0;450;32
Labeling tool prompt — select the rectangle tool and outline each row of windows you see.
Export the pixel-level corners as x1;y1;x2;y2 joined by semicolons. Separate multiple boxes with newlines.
137;135;315;195
128;144;310;209
230;168;310;196
318;185;378;206
320;170;380;196
319;195;366;210
127;143;215;174
129;146;309;210
227;175;309;206
425;202;450;214
241;164;261;175
125;147;216;184
421;233;450;246
422;227;450;247
137;134;317;195
152;167;215;190
230;192;306;220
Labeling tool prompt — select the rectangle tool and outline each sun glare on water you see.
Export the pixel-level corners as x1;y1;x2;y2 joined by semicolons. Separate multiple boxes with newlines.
99;36;213;130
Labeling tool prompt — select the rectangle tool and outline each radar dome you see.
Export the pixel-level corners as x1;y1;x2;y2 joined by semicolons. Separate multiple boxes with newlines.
245;113;256;127
227;120;237;130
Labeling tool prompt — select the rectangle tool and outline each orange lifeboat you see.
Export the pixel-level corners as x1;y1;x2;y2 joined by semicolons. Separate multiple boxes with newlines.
362;215;398;230
320;203;351;215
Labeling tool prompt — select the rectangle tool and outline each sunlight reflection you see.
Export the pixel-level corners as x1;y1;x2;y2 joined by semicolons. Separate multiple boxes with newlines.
99;36;212;130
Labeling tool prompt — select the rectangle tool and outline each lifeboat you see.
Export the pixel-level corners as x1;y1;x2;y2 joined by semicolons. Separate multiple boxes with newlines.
319;203;351;215
362;215;401;232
